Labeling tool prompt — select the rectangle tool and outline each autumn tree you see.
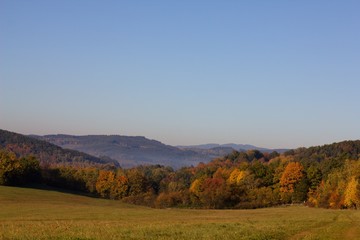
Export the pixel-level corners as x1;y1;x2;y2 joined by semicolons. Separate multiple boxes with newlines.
127;168;147;196
96;170;115;198
110;171;129;200
308;168;346;208
280;162;306;203
0;150;40;185
0;150;19;185
189;178;204;199
307;160;360;209
227;169;248;185
190;177;230;208
344;177;360;209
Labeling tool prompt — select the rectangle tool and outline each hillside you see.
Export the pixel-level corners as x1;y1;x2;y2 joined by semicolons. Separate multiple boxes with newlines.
34;135;288;169
0;129;119;167
183;146;236;158
1;185;359;239
1;131;359;210
34;134;215;168
288;140;360;161
178;143;289;153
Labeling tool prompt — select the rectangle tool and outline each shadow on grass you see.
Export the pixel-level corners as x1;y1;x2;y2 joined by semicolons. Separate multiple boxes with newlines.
21;183;100;199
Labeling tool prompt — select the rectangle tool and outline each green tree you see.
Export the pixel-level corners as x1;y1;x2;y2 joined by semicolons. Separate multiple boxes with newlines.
306;164;322;190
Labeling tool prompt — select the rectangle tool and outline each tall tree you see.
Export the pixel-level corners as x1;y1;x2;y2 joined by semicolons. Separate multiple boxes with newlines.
344;177;360;209
280;162;305;203
96;170;115;198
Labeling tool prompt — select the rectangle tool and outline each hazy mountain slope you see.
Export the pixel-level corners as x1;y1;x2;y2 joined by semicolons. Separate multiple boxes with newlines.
180;146;236;159
34;135;213;169
0;129;119;168
178;143;288;153
33;135;290;169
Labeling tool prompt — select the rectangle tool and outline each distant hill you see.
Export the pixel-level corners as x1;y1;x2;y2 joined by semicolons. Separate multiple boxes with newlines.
33;135;289;169
34;134;214;169
180;146;236;159
286;140;360;163
178;143;288;153
0;129;119;168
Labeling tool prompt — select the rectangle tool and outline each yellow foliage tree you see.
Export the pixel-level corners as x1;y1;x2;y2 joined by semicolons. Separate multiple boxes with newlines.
227;169;241;185
236;171;248;184
344;176;360;209
280;162;304;193
189;179;203;197
227;169;248;185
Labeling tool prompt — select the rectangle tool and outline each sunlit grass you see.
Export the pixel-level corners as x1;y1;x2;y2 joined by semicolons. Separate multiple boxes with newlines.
0;186;359;240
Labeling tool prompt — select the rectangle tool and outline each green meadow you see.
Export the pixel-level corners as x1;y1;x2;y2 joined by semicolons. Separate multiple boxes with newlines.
0;186;359;240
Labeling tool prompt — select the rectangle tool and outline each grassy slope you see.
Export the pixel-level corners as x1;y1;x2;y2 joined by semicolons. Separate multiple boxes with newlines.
0;186;359;240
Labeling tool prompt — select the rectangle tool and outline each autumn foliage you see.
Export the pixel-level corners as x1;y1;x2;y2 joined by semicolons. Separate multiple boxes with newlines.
0;150;40;185
1;140;360;210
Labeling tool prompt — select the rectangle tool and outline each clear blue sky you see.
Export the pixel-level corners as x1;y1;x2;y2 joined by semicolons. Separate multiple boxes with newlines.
1;1;359;148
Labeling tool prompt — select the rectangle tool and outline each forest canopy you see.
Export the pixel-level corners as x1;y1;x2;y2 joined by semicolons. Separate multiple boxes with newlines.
1;139;359;209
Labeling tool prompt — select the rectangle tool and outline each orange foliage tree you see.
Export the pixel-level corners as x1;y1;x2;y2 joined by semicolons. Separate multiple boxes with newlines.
280;162;305;203
110;175;129;200
95;170;115;198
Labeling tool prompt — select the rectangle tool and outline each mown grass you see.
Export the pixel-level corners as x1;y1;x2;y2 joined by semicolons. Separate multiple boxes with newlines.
0;186;359;240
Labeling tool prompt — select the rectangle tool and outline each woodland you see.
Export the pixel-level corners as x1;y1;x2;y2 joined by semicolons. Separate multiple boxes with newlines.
1;138;359;210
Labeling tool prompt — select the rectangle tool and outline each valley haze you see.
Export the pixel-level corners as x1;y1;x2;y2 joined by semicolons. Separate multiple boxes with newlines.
33;134;288;168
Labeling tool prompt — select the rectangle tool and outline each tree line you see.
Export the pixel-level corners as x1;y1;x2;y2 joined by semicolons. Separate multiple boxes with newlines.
1;141;359;209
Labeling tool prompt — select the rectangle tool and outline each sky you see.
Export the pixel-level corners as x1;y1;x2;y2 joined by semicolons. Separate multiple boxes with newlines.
1;1;360;149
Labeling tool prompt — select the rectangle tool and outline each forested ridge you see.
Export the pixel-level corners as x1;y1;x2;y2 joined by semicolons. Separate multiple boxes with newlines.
0;129;119;168
34;134;257;169
1;129;359;209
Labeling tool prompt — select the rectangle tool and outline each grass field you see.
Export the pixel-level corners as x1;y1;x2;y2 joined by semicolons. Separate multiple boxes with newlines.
0;186;359;240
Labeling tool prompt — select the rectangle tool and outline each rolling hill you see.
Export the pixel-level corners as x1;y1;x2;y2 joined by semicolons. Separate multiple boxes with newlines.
33;134;289;169
178;143;289;153
33;134;211;168
0;129;119;168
